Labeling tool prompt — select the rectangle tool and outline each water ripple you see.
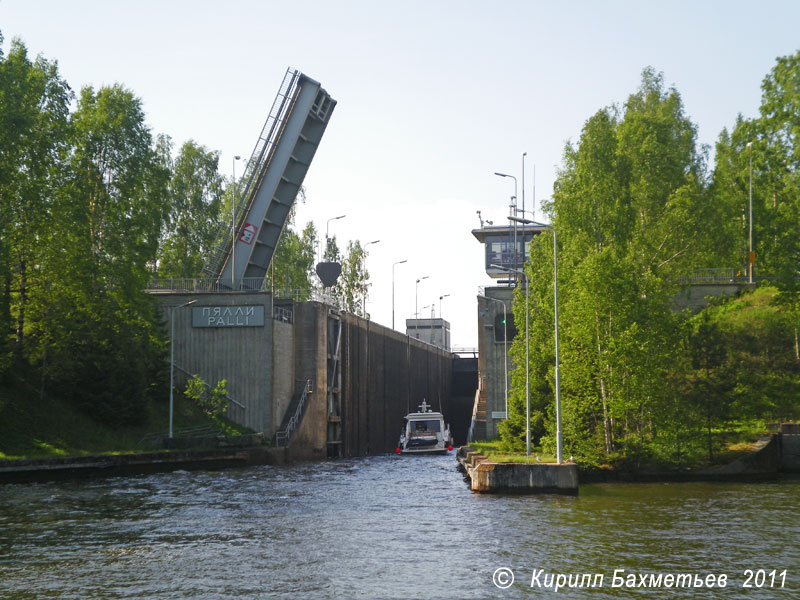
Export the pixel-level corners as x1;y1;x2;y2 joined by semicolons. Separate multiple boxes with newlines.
0;458;798;598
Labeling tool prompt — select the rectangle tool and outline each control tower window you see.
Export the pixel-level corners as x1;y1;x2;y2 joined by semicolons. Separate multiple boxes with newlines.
484;234;534;273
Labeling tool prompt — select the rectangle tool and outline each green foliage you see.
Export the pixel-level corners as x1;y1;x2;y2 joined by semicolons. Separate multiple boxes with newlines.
1;35;170;427
319;236;373;315
711;49;800;282
505;68;707;463
0;36;72;372
696;287;800;421
268;209;319;299
503;63;800;468
0;367;248;459
156;139;225;277
184;374;229;418
338;240;371;316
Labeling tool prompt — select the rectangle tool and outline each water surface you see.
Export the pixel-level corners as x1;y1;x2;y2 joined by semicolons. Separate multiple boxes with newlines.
1;455;797;598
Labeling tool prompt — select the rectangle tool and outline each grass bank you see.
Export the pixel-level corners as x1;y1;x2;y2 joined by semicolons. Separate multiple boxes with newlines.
469;439;556;463
469;424;769;470
0;373;251;460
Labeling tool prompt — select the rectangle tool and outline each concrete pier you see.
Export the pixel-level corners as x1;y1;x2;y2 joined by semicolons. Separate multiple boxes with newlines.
456;446;579;495
780;424;800;473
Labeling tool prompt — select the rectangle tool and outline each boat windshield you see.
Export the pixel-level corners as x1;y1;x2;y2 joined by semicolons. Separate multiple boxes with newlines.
411;419;441;433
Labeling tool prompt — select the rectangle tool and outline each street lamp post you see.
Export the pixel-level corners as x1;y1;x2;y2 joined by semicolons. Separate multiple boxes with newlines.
231;155;241;289
494;172;518;201
415;276;429;319
439;293;450;350
362;239;380;315
419;305;431;342
509;215;562;464
169;299;196;439
495;171;519;281
438;293;450;319
747;141;753;284
392;259;407;330
521;152;527;221
324;214;346;260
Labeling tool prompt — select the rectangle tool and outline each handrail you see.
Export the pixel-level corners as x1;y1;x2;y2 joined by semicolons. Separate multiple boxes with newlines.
274;379;313;447
146;278;315;301
139;424;222;444
481;268;776;287
273;306;293;323
147;277;269;292
677;268;737;283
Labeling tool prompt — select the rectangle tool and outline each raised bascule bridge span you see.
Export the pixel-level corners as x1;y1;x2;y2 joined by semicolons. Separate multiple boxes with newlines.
148;69;476;458
204;68;336;291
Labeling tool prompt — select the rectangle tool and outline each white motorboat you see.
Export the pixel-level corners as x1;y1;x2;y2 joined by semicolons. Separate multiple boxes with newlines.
396;400;453;455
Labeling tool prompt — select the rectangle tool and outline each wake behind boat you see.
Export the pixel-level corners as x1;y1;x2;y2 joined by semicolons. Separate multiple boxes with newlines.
396;400;453;455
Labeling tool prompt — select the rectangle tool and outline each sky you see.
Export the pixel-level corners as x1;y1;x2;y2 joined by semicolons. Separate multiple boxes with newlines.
2;0;800;347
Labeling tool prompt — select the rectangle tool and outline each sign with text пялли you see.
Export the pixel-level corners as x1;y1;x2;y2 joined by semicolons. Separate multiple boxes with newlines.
192;305;265;328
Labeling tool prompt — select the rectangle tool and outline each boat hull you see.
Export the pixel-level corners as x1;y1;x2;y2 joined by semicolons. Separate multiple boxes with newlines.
400;446;450;455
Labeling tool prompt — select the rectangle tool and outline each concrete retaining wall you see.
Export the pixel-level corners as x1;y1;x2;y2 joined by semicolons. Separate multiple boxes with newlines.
781;434;800;473
476;288;514;440
339;313;453;456
153;295;464;460
155;292;272;434
271;319;294;436
285;303;328;462
284;303;456;459
674;283;754;311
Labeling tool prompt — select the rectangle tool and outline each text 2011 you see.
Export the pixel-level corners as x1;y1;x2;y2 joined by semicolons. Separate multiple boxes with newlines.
742;569;786;588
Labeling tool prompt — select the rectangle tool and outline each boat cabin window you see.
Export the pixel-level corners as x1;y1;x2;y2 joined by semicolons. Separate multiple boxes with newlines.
412;419;441;433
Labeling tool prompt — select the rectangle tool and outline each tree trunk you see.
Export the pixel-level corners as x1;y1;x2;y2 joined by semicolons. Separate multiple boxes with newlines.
15;258;26;354
2;267;11;337
595;311;612;454
40;339;47;401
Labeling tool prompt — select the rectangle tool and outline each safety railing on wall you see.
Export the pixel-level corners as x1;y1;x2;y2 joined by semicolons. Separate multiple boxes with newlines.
272;306;293;324
147;277;269;293
146;278;317;302
677;268;737;283
274;379;313;447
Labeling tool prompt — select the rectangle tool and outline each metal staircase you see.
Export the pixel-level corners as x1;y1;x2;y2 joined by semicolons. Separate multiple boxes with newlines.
204;68;336;288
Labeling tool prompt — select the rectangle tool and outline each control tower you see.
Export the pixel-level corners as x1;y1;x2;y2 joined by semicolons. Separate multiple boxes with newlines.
470;222;544;440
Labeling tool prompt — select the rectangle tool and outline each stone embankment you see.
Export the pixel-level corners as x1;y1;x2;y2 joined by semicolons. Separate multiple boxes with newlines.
456;446;579;494
458;431;800;491
580;435;783;483
0;445;285;484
